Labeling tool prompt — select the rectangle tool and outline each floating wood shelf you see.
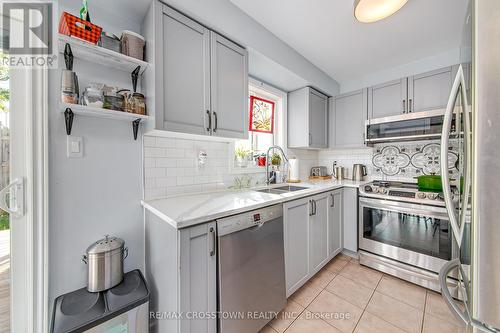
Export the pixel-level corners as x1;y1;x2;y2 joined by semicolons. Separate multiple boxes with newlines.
61;103;149;140
58;35;149;75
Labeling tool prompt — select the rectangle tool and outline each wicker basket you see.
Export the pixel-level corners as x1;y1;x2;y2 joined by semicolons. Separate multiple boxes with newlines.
121;30;145;61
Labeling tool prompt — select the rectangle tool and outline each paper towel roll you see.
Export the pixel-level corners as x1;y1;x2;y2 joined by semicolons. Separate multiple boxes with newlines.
288;158;300;181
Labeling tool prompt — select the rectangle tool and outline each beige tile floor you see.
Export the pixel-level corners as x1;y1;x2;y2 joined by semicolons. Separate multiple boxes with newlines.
261;254;467;333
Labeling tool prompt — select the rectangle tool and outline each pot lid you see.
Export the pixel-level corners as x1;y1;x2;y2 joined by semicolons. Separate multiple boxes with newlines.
86;235;124;254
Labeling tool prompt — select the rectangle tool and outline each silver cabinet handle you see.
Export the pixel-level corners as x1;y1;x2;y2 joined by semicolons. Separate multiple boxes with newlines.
439;259;470;324
206;110;211;132
209;226;216;256
213;111;218;133
408;98;413;112
309;133;312;146
312;200;317;215
441;65;468;245
402;100;406;113
309;200;313;216
330;193;335;207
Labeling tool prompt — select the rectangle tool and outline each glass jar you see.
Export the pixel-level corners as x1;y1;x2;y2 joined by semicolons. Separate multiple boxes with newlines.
130;93;146;115
61;91;78;104
103;93;124;111
82;87;104;108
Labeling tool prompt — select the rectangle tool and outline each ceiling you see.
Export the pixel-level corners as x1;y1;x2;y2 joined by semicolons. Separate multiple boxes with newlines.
230;0;469;86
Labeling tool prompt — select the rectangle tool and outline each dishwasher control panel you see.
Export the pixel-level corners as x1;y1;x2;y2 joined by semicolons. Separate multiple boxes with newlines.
217;204;283;236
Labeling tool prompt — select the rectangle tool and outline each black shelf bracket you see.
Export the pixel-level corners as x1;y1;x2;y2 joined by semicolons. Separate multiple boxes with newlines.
64;43;73;70
64;108;74;135
132;119;141;140
131;66;141;92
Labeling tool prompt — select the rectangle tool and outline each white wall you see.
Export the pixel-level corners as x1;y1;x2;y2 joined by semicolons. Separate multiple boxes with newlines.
49;2;145;301
340;48;461;93
162;0;340;96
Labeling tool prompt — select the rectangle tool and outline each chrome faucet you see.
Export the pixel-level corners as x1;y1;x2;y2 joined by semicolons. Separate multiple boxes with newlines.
266;145;289;185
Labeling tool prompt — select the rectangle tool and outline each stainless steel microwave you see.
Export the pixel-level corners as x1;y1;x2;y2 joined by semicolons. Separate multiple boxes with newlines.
364;109;456;144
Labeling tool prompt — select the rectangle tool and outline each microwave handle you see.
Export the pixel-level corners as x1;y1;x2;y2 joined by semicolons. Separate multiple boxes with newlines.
441;65;467;245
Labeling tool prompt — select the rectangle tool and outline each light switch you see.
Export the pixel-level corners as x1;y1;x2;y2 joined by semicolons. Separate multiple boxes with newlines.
67;136;83;158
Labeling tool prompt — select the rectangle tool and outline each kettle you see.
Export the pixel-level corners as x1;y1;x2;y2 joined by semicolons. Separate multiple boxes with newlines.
352;164;367;181
332;166;345;180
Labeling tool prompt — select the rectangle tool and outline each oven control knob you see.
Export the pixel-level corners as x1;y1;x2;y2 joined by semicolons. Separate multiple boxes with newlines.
364;185;373;193
417;192;427;199
427;193;439;200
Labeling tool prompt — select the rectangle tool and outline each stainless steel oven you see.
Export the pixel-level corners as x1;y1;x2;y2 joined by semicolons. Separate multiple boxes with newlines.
359;196;460;291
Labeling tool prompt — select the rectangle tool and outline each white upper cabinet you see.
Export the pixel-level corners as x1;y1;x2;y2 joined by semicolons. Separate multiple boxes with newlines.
210;32;248;139
368;78;407;119
156;5;248;138
407;66;458;113
288;87;329;149
159;7;211;135
330;89;367;148
368;65;459;119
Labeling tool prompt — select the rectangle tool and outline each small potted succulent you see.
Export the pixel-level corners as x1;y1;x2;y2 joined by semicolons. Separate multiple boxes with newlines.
235;146;251;168
271;153;282;166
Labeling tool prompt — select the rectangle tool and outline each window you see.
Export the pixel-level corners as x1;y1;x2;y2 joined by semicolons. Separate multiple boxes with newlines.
233;79;285;170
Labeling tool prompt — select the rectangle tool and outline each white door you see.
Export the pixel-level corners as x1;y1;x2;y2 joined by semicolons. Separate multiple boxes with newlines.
1;68;31;332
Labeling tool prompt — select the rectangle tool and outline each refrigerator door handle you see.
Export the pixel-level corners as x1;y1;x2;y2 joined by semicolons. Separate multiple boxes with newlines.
439;259;471;325
441;65;467;245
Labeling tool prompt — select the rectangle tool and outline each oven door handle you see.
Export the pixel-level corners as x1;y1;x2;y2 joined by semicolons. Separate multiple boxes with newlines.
441;65;467;245
359;198;449;220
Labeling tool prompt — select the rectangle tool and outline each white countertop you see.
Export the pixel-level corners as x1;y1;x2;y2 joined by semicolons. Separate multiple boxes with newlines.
141;180;367;229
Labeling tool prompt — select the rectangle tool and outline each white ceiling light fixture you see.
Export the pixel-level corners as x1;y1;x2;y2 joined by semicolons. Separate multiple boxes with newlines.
354;0;409;23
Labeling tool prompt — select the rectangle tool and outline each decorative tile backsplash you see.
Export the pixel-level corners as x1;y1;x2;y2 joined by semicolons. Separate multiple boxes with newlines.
372;140;459;179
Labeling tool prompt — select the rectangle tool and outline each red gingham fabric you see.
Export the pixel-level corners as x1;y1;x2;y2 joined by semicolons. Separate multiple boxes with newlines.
59;12;102;44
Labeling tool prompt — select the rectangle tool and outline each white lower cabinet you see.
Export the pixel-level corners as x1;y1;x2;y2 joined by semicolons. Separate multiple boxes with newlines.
343;187;358;253
145;211;216;333
309;193;329;275
284;189;346;296
328;189;343;257
283;197;310;296
179;222;217;333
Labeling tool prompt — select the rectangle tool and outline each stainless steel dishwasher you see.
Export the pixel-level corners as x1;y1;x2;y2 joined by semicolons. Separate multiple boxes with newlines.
217;204;286;333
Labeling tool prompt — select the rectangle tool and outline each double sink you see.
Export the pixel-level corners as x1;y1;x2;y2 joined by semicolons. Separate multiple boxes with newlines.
256;185;308;195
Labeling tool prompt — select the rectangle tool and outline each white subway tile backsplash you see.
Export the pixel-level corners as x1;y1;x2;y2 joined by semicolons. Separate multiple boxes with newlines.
166;148;185;158
156;177;177;187
156;137;176;148
144;147;165;157
156;158;177;168
145;167;166;178
177;176;194;186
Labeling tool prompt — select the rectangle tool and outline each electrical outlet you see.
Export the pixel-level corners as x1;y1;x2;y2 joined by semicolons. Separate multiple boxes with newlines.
67;136;83;158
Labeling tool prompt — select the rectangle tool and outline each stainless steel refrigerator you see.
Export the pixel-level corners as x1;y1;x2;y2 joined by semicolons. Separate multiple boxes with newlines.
439;0;500;332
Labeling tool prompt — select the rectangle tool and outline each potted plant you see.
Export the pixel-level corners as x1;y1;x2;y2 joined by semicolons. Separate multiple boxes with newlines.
271;153;282;166
235;147;251;168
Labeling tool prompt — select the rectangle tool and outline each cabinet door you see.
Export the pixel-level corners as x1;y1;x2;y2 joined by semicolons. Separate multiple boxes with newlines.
343;188;358;253
407;66;458;113
328;190;343;258
332;89;368;148
309;193;329;274
309;89;328;148
368;78;407;119
179;222;217;333
283;197;310;296
210;32;248;139
161;6;211;135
